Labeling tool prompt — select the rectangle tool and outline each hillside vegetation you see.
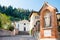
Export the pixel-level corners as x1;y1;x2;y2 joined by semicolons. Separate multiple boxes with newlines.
0;5;31;21
0;5;31;30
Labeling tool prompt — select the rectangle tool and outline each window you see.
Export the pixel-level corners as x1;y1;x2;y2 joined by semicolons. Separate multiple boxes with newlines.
35;16;39;19
24;23;26;25
18;24;19;30
18;24;19;27
58;26;60;32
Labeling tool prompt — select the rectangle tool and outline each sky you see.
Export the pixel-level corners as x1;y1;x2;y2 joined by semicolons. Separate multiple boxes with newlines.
0;0;60;12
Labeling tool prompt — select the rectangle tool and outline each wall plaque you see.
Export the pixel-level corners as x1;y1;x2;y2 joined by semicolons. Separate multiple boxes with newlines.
44;30;51;37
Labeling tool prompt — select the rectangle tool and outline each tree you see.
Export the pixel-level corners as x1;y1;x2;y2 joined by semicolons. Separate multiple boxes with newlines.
9;26;14;31
0;13;11;29
0;19;2;27
0;5;31;21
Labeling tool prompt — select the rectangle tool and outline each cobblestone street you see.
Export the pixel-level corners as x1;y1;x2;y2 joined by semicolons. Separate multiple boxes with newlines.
0;35;37;40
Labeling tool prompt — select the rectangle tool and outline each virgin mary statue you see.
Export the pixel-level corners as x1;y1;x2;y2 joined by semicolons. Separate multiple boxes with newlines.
44;12;51;27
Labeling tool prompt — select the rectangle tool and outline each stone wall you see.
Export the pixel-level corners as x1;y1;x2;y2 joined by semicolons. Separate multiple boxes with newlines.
0;29;15;36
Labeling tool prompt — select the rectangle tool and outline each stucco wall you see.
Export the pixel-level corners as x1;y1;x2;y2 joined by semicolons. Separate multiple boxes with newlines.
30;13;40;30
13;20;30;31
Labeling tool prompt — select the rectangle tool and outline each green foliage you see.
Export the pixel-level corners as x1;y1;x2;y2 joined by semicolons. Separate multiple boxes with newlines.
9;26;14;31
0;5;31;21
0;5;32;30
0;20;1;27
0;13;11;29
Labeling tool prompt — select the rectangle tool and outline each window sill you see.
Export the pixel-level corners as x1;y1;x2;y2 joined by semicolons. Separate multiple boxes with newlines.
42;27;52;30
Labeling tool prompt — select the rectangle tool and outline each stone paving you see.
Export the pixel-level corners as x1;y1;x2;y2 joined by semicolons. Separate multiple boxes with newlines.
0;35;37;40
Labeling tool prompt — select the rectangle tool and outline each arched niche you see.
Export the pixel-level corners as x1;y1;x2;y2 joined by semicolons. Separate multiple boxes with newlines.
43;10;51;28
36;21;40;32
40;9;55;28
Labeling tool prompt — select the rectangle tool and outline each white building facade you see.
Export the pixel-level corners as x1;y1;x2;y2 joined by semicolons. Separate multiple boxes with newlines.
13;20;30;32
29;12;40;31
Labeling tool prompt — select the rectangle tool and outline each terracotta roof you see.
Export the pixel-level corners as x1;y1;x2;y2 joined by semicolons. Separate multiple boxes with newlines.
56;13;60;15
29;11;39;17
39;2;58;14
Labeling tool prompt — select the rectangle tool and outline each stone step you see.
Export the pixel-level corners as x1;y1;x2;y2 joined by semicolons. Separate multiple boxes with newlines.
18;31;29;35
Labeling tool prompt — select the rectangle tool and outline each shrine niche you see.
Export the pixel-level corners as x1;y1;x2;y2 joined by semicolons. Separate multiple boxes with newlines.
44;10;51;27
40;2;58;40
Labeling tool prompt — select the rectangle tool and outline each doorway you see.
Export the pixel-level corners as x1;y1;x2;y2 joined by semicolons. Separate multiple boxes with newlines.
24;27;26;31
